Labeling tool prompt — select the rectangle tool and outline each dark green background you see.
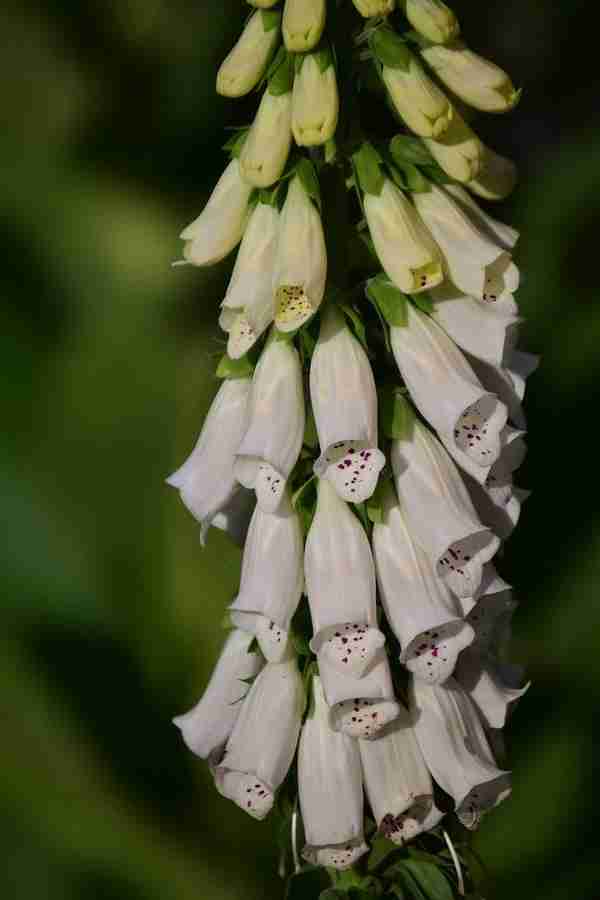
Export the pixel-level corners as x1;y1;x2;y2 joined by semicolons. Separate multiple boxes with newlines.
2;1;600;898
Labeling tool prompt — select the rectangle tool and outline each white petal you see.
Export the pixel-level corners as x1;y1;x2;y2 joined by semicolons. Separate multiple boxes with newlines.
444;183;519;250
173;629;263;759
319;648;401;739
221;202;279;323
201;486;256;548
454;648;530;729
469;350;539;430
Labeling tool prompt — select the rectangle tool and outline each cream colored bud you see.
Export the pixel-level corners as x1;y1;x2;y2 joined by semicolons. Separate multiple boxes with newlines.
292;55;339;147
467;146;518;201
283;0;326;52
382;51;453;139
423;111;483;182
353;0;396;17
217;11;280;98
403;0;459;44
240;90;293;188
420;40;519;113
247;0;279;8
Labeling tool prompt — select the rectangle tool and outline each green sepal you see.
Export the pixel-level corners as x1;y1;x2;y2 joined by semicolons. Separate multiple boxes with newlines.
292;474;318;534
301;661;319;718
367;834;403;873
247;636;260;654
313;43;334;74
339;302;368;350
215;353;254;380
393;861;455;900
389;161;429;193
353;501;371;534
380;386;415;441
410;292;434;315
222;127;249;159
269;49;294;95
303;405;319;449
291;629;312;658
366;274;409;327
422;163;454;186
261;8;281;32
296;157;322;210
366;475;388;525
221;612;235;630
389;135;433;167
352;142;385;197
370;27;412;71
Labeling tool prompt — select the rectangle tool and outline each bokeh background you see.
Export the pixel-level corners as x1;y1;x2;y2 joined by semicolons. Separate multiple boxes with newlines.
3;1;600;898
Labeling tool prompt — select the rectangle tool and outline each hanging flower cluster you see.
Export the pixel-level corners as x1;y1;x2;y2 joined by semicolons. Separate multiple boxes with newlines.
170;1;535;896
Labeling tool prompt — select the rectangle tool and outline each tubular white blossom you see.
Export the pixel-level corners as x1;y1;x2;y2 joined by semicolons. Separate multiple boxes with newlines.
229;490;303;662
359;710;435;845
469;350;539;430
410;677;511;829
217;651;304;820
181;159;253;266
319;648;401;739
209;487;256;548
310;305;385;502
216;10;280;98
173;629;264;760
240;89;293;188
353;0;396;17
391;415;500;599
283;0;326;52
467;146;518;201
423;112;483;183
364;179;444;294
390;304;508;469
299;676;369;870
463;435;529;541
167;378;252;540
273;174;327;332
235;336;305;513
454;647;529;729
382;52;453;139
373;482;475;684
305;478;385;676
292;53;339;147
444;183;519;251
403;0;460;44
419;40;519;113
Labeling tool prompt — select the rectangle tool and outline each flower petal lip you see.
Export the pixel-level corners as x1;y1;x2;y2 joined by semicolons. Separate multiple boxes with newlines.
454;647;530;729
216;10;280;98
319;648;401;739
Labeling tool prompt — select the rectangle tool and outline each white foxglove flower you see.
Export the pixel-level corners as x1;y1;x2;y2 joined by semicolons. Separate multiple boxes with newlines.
403;0;460;44
469;350;539;430
292;52;339;147
235;336;305;513
167;377;252;542
305;478;385;676
419;40;519;113
457;562;514;619
319;647;401;739
467;146;518;201
310;305;385;502
181;159;253;266
444;182;519;254
353;0;395;17
463;436;529;541
373;482;475;684
391;416;500;599
364;179;444;294
390;304;508;469
173;629;263;760
217;652;304;820
359;710;435;844
410;677;511;829
414;184;520;302
229;490;303;662
273;174;327;331
283;0;326;52
454;647;529;729
210;487;256;548
382;51;453;139
423;112;483;183
240;89;293;188
220;202;280;359
216;10;280;98
299;676;368;870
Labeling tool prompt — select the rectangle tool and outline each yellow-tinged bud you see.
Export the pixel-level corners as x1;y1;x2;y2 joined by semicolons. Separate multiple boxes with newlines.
382;50;453;139
283;0;326;53
403;0;459;44
353;0;396;17
216;10;280;98
467;146;518;201
240;90;293;188
247;0;279;8
423;111;483;182
420;40;519;113
292;53;339;146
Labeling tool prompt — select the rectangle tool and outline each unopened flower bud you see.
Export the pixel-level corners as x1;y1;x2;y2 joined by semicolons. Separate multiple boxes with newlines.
382;49;453;138
283;0;326;52
420;40;519;113
403;0;459;44
217;10;280;98
423;110;483;182
467;145;518;201
353;0;395;17
240;89;293;188
292;51;339;147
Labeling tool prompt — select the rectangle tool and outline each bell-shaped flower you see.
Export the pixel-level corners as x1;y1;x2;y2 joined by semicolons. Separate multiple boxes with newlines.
364;179;444;294
382;50;453;139
410;677;511;829
229;489;303;662
292;50;339;147
299;675;369;870
463;434;529;541
423;112;483;183
310;305;385;502
391;414;500;599
403;0;460;44
390;304;508;470
240;89;293;188
414;183;520;303
216;650;304;820
467;146;518;201
454;647;529;729
373;482;475;684
305;478;385;676
181;159;253;267
219;201;280;359
235;335;305;513
319;647;401;739
167;377;252;541
444;182;519;254
469;350;539;431
216;10;281;98
353;0;396;17
419;40;519;113
208;487;256;548
173;629;264;760
283;0;326;52
456;562;513;618
359;709;435;844
273;174;327;332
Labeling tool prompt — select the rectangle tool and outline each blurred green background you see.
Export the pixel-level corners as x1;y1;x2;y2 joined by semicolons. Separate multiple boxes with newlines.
2;1;600;898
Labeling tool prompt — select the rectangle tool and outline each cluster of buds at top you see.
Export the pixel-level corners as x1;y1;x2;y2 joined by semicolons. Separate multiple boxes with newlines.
168;0;533;892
